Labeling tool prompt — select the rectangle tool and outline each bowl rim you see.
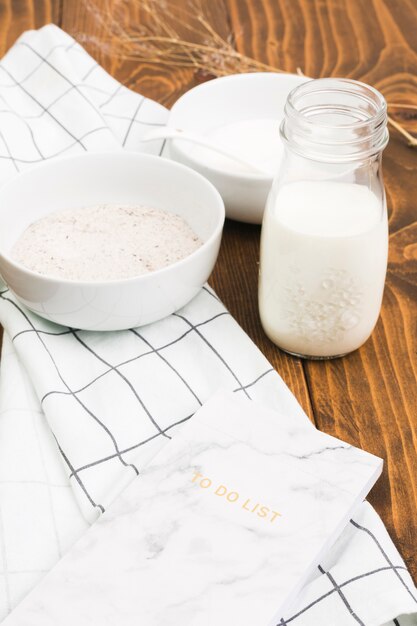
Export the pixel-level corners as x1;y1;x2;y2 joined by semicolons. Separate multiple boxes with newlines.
168;72;309;183
0;151;225;287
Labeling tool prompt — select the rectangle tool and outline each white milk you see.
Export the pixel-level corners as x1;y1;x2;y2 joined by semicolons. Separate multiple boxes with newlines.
259;181;388;357
189;118;282;175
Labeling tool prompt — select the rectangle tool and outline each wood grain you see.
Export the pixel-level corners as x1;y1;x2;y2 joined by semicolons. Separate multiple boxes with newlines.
0;0;61;53
0;0;416;580
61;0;232;107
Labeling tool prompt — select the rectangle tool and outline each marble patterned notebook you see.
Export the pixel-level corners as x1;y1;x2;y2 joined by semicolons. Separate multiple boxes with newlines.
3;391;382;626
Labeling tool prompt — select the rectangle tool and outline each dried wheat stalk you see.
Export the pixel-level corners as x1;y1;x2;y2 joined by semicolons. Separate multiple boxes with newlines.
78;0;417;147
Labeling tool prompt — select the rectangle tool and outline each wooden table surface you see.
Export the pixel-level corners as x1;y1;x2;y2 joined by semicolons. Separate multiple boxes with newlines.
2;0;416;580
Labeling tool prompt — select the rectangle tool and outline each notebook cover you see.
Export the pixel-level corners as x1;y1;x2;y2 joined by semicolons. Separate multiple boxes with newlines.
3;391;382;626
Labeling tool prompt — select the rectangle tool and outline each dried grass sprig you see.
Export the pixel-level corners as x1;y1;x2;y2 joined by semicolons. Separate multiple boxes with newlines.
78;0;417;147
80;0;284;77
387;115;417;147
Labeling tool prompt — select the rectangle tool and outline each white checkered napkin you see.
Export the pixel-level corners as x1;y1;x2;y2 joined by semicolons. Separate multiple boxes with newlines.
0;23;415;626
0;24;167;184
0;333;88;618
0;286;416;626
0;285;309;522
279;502;417;626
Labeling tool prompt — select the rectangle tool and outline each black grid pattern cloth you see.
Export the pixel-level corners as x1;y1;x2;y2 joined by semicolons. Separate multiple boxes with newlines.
0;24;415;626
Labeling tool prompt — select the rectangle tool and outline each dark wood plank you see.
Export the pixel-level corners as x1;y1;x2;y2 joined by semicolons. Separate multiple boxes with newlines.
0;0;61;53
62;0;232;107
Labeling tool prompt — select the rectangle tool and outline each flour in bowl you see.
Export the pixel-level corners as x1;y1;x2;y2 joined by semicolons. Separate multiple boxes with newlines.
11;204;203;281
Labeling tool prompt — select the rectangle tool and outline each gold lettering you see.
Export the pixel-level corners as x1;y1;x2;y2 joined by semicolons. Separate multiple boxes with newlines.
190;473;282;521
257;506;269;518
270;511;282;523
191;472;203;483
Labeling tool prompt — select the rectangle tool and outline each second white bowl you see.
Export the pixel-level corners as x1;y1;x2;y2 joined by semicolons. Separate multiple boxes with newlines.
168;72;308;223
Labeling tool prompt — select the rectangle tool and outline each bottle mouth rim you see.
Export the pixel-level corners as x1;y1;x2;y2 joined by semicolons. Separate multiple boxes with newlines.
284;77;387;130
281;78;389;162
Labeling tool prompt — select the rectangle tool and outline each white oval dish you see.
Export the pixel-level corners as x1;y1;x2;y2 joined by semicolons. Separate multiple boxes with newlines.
0;152;225;331
167;72;309;224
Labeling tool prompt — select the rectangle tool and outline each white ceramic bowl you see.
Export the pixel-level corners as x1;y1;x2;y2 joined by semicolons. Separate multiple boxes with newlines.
0;152;225;331
168;72;308;224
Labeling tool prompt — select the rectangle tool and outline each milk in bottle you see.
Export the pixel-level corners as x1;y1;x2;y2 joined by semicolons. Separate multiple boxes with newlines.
259;180;388;357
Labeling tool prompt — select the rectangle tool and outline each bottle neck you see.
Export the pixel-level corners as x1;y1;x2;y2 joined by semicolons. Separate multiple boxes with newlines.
280;78;389;163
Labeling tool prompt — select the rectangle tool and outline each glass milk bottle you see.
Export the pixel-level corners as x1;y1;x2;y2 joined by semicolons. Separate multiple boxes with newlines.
259;78;389;359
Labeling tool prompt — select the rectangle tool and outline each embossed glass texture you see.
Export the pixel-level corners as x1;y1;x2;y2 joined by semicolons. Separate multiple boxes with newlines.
259;78;389;359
